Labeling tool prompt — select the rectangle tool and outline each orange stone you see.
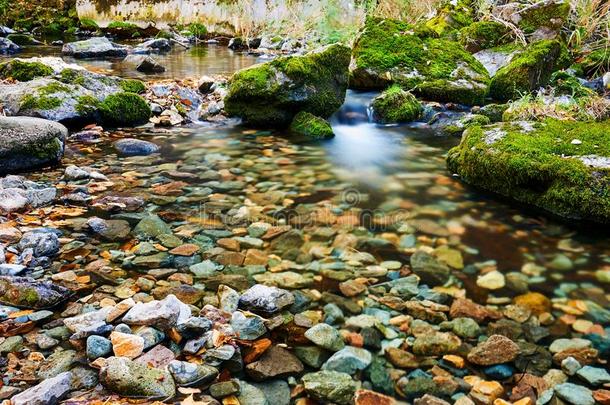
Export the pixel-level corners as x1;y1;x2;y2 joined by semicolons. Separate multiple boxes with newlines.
514;292;551;315
594;389;610;405
169;243;200;256
110;331;144;359
218;238;241;251
354;389;396;405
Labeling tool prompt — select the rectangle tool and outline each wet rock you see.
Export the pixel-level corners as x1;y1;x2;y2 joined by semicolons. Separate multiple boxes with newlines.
122;294;191;329
304;322;345;351
168;360;218;386
245;345;304;381
0;116;66;175
198;75;215;94
576;366;610;386
137;56;166;73
135;38;172;53
11;371;72;405
19;230;60;257
0;276;70;309
62;37;129;59
113;138;159;156
0;37;20;54
100;356;176;399
238;284;295;314
468;334;520;365
225;44;351;127
410;250;451;286
302;370;357;405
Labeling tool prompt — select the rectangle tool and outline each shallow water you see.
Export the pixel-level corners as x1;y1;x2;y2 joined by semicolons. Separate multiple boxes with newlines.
8;43;610;307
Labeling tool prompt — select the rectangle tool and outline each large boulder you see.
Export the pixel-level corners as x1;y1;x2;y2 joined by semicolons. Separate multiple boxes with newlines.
349;18;490;105
489;39;571;102
224;43;351;127
100;356;176;399
447;119;610;224
0;117;67;174
62;37;129;59
0;58;149;125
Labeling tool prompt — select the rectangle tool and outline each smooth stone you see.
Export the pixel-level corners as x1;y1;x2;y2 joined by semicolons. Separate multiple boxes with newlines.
576;366;610;386
86;335;112;360
168;360;219;386
209;380;240;398
549;338;591;353
122;294;191;329
62;37;128;58
238;284;295;314
11;371;72;405
245;345;304;381
231;311;267;340
322;346;372;374
114;138;159;156
554;382;595;405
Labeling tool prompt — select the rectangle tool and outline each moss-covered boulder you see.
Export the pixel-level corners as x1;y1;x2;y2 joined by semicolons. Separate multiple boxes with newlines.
289;111;334;140
100;92;151;127
0;60;53;81
425;0;475;37
6;33;41;46
0;116;67;174
224;44;351;127
514;0;570;37
0;276;71;309
370;85;422;123
350;18;490;105
489;40;571;102
447;119;610;223
458;21;513;53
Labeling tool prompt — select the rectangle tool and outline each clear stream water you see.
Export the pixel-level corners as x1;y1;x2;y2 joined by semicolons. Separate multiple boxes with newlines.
5;43;610;304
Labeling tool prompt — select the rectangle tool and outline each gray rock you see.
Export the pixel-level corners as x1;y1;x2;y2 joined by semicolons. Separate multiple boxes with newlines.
132;214;172;239
209;380;240;398
122;294;191;329
62;37;129;59
252;380;290;405
19;230;60;257
322;346;372;374
237;380;269;405
238;284;295;314
86;335;112;360
11;371;72;405
135;38;172;53
576;365;610;386
136;56;166;73
230;311;267;340
554;382;594;405
245;345;304;381
114;138;160;156
168;360;219;386
0;37;20;54
0;117;66;175
304;322;345;351
37;349;77;379
100;356;176;399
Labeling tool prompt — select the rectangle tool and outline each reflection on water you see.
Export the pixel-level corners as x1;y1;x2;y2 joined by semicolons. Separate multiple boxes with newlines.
0;43;260;79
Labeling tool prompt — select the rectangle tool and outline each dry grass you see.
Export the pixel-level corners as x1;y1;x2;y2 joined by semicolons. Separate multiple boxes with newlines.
505;92;610;122
371;0;442;23
567;0;610;49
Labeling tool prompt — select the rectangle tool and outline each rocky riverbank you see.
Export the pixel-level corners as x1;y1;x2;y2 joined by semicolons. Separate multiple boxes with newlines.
1;0;610;404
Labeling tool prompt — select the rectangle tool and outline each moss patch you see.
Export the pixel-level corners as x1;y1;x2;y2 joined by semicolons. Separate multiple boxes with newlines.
225;44;351;127
371;85;422;123
458;21;512;53
447;119;610;223
350;17;489;104
0;60;53;82
6;33;38;45
99;92;151;127
489;39;571;102
289;111;334;140
425;0;475;37
517;1;570;34
120;79;146;94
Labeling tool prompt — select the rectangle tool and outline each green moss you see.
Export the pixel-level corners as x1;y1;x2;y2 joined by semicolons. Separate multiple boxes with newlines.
59;68;86;86
79;17;99;30
472;103;509;122
107;21;141;38
22;288;40;306
517;1;570;34
371;85;422;123
425;0;475;37
225;44;351;127
0;60;53;82
120;79;146;94
20;94;61;110
458;21;512;53
289;111;334;140
156;30;172;39
6;33;37;45
444;113;490;136
350;17;489;104
76;95;101;115
489;40;572;102
99;92;151;127
447;119;610;223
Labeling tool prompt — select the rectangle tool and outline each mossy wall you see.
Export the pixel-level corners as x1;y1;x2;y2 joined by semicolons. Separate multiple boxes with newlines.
76;0;362;35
